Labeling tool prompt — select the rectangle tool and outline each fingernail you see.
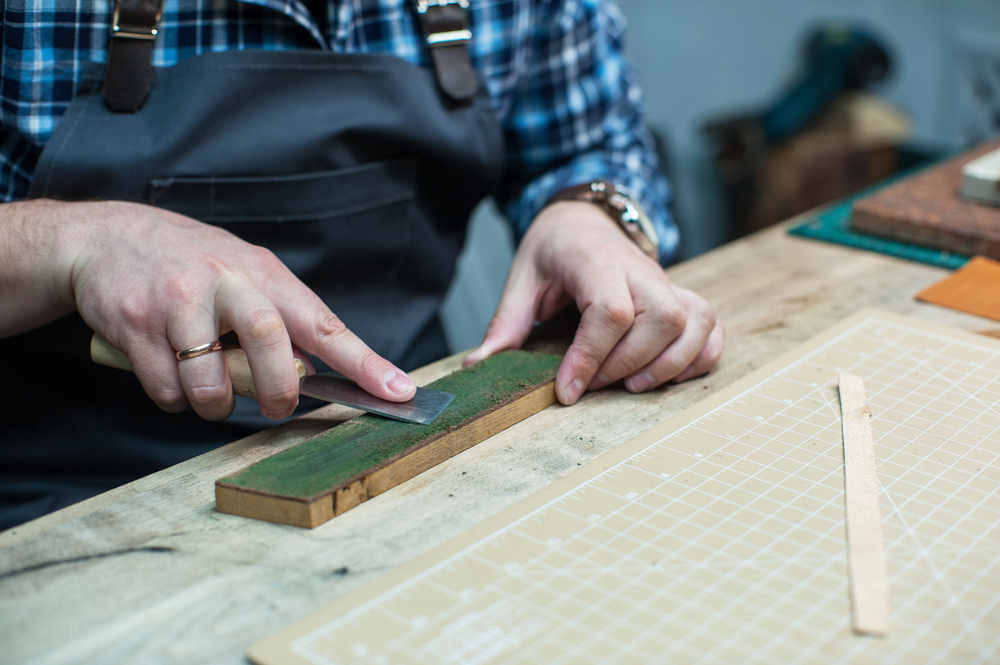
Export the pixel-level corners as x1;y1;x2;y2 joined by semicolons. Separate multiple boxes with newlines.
626;371;655;393
563;378;585;403
385;369;414;395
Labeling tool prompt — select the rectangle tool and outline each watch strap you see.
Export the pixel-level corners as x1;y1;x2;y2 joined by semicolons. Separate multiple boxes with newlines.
548;181;660;260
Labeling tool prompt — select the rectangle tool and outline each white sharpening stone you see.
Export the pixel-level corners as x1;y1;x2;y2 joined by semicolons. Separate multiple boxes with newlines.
961;146;1000;206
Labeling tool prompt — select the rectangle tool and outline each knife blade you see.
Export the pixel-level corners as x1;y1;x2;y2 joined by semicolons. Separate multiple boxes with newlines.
298;374;454;425
89;333;454;425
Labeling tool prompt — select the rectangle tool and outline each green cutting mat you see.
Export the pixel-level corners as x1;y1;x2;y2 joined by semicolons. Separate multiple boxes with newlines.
788;168;969;270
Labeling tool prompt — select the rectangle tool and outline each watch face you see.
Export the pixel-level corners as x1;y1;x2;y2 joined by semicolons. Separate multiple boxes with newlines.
609;185;659;252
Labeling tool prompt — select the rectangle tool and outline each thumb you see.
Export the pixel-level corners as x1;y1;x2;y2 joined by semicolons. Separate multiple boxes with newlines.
463;269;542;367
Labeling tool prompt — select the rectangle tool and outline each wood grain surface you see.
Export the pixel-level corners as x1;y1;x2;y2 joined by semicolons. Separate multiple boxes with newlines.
2;217;996;665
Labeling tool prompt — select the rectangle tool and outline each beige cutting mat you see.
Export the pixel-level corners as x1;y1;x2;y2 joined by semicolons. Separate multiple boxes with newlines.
251;309;1000;665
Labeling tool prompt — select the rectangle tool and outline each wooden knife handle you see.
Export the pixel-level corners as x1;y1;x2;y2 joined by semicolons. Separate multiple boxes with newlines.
90;333;306;400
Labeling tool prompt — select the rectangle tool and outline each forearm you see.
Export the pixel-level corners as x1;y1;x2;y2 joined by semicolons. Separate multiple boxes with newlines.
497;0;675;264
0;199;79;337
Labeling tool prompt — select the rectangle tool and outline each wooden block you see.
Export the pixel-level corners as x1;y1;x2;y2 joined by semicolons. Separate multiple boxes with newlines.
916;255;1000;322
216;350;562;528
839;373;890;637
851;139;1000;258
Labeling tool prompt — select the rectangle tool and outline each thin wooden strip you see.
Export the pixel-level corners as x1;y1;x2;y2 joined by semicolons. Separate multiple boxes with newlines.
839;373;890;636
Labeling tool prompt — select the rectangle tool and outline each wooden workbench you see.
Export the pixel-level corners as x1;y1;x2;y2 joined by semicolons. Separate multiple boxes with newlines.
0;219;992;664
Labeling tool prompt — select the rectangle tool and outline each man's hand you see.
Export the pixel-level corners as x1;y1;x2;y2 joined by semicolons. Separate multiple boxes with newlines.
0;199;416;421
464;201;723;405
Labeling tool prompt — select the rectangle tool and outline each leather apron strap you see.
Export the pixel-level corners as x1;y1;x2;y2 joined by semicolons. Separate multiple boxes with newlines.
102;0;480;110
103;0;165;112
415;0;478;102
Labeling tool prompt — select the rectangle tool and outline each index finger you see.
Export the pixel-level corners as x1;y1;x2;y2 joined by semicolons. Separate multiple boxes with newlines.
265;276;416;403
557;285;635;405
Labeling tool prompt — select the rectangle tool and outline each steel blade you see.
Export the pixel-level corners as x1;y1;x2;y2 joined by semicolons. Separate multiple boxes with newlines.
298;374;455;425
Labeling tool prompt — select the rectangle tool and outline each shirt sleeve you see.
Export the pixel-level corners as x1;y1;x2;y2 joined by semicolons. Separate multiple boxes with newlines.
495;0;678;265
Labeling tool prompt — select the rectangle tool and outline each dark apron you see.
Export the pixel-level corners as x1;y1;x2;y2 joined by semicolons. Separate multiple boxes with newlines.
0;44;504;528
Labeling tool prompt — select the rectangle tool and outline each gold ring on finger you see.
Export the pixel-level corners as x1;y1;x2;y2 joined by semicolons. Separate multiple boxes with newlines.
176;340;223;361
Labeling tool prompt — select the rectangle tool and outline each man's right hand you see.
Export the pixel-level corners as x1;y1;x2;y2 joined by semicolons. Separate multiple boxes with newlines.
0;199;416;421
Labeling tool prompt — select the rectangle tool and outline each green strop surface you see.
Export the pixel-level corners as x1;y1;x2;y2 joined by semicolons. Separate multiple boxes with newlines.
219;350;562;501
787;164;970;271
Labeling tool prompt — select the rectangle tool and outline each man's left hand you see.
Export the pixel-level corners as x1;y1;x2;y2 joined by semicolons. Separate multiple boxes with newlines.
464;201;724;405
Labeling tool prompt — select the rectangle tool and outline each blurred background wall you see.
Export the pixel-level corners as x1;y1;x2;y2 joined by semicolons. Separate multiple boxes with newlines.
440;0;1000;353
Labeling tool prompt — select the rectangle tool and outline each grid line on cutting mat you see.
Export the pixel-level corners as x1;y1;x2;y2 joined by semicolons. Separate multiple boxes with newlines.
253;313;1000;665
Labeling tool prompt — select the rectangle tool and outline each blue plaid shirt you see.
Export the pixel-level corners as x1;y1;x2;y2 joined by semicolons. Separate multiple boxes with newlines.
0;0;678;262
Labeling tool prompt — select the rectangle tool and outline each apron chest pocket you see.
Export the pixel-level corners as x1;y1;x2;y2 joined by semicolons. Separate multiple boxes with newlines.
146;158;422;360
147;158;416;223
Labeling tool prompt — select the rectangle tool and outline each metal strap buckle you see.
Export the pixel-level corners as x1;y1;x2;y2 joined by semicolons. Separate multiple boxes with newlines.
425;29;472;47
416;0;471;47
416;0;470;13
112;1;162;40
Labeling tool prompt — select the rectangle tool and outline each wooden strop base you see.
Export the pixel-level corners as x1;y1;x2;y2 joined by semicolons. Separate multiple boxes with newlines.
216;350;562;528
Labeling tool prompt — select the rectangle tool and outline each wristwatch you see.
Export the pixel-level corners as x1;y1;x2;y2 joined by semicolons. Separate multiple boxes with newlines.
546;180;660;260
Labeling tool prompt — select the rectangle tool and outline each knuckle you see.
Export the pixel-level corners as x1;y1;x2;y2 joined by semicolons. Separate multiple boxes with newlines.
613;348;648;377
571;341;608;372
597;300;635;332
703;351;722;371
262;384;300;409
315;311;349;343
705;335;724;367
702;306;717;333
243;308;286;344
186;381;231;405
485;311;512;337
664;356;688;377
353;350;384;380
249;245;282;270
655;348;691;378
118;295;149;329
150;388;187;412
653;301;687;333
162;276;202;305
